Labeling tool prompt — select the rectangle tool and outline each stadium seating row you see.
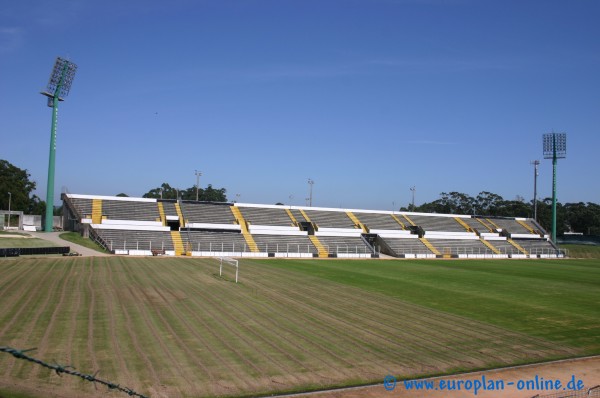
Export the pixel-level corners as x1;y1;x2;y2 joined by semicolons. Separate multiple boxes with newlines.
62;194;561;258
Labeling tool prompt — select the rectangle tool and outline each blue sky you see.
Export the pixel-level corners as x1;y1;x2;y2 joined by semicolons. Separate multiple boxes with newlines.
1;0;599;211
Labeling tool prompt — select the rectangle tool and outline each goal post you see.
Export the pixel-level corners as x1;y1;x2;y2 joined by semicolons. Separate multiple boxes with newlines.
219;257;239;283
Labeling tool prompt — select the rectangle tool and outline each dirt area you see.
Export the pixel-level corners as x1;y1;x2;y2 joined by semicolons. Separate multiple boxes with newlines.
298;356;600;398
3;356;597;398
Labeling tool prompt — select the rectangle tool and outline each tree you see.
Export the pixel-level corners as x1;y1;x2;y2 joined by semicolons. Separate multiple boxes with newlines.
143;182;227;202
198;184;227;202
564;202;600;235
412;190;599;237
420;192;476;214
475;191;503;216
29;194;46;216
496;199;531;218
0;159;45;215
143;183;177;199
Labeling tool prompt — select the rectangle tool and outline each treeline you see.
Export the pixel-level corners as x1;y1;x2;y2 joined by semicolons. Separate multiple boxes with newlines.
402;191;600;236
142;182;227;202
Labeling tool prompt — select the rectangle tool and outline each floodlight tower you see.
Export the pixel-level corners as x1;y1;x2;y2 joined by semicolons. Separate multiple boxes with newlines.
41;57;77;232
195;170;202;201
307;178;314;207
543;132;566;243
530;160;540;221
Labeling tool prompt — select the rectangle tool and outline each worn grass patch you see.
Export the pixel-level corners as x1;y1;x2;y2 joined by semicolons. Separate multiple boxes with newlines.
0;257;597;398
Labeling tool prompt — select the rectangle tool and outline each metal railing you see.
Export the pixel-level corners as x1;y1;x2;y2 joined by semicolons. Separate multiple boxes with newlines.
97;238;566;257
103;239;375;256
89;227;110;251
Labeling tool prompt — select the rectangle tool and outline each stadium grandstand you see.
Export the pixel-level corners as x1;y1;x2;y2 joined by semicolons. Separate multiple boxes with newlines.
62;193;563;258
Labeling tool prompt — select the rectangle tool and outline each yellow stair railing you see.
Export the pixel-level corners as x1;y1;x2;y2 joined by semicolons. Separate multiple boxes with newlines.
486;218;501;230
295;208;328;256
285;208;298;226
299;209;312;223
391;214;406;229
508;239;528;255
170;231;184;256
476;218;494;232
299;209;322;233
92;199;102;224
230;206;259;252
346;211;368;233
454;217;472;232
230;206;247;231
419;237;441;255
480;239;501;254
308;235;329;258
157;202;166;226
403;214;416;227
174;203;185;228
517;219;536;234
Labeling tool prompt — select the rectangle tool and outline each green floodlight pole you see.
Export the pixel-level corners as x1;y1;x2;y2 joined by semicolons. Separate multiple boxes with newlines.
41;57;77;232
543;132;567;243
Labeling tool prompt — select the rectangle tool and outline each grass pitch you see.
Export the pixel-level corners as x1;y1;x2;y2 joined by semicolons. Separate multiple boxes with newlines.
0;234;58;249
0;256;598;398
562;244;600;259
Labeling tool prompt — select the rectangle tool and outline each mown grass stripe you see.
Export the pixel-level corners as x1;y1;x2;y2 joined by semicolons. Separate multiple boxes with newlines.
0;256;598;398
257;258;600;351
150;258;308;386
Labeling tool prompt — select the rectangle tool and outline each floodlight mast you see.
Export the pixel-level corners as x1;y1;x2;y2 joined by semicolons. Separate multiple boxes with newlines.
531;160;540;221
307;178;314;207
543;132;566;243
41;57;77;232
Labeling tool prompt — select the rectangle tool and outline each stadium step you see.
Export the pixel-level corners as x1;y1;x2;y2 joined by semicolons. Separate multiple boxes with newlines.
157;202;166;226
241;232;259;252
419;237;441;255
290;209;307;223
230;206;248;231
170;231;184;256
299;209;312;223
454;217;473;232
486;218;501;230
475;218;494;232
230;206;260;252
480;238;501;254
508;239;528;255
402;214;416;227
346;211;369;233
299;209;321;233
516;219;536;234
285;208;299;227
92;199;102;224
174;203;185;227
391;214;406;229
308;235;329;258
